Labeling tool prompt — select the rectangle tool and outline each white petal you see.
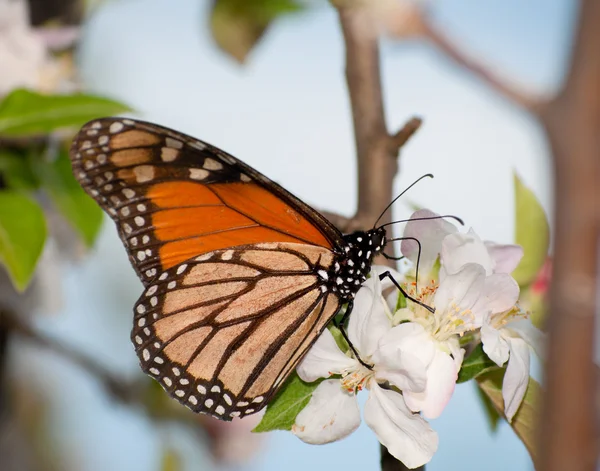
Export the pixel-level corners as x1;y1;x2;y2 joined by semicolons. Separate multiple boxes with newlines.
471;274;520;322
484;241;524;274
403;349;457;419
441;229;493;275
433;263;485;315
503;338;531;421
447;337;465;371
348;275;390;357
401;209;457;277
297;328;357;382
372;322;433;393
506;318;545;360
481;318;510;366
365;383;438;469
293;379;361;444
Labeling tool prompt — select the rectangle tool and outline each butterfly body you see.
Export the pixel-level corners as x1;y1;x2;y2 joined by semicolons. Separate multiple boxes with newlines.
70;118;387;420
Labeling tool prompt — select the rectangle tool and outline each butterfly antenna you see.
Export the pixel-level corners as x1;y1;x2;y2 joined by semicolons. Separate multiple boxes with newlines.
379;214;464;230
372;173;434;229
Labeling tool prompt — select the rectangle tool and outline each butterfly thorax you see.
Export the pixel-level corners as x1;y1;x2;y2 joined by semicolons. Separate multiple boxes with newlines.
321;228;386;300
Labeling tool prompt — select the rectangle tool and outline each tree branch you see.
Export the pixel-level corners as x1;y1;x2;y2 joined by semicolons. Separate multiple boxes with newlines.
537;1;600;469
336;5;423;471
0;309;139;405
390;117;422;152
415;12;547;113
338;6;398;236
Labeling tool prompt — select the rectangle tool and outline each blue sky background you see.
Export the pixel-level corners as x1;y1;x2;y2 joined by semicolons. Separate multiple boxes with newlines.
14;1;576;470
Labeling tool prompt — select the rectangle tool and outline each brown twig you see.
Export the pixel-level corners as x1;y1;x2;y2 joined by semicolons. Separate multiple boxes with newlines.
416;12;546;113
336;5;423;471
390;117;422;152
0;309;137;404
536;1;600;469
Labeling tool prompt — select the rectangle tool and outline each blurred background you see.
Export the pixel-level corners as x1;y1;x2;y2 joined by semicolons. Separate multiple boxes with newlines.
0;0;571;470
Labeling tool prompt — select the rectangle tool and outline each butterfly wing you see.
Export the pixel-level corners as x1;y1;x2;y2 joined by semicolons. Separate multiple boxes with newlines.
70;118;344;286
132;242;340;419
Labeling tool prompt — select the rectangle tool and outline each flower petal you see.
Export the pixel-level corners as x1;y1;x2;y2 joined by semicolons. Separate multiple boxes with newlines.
484;241;524;274
292;379;361;444
403;350;458;419
441;229;493;276
507;318;545;359
401;209;457;277
503;337;531;421
433;263;485;316
471;273;520;322
348;275;390;357
372;322;433;393
365;383;438;469
481;318;510;366
297;328;357;382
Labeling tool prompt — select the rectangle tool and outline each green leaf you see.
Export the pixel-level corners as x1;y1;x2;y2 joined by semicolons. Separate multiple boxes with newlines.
37;149;103;247
0;89;131;136
160;448;182;471
475;381;501;432
457;343;499;383
477;369;540;463
0;191;47;291
512;172;550;288
327;324;350;353
395;290;407;311
0;149;40;190
253;372;321;432
210;0;304;63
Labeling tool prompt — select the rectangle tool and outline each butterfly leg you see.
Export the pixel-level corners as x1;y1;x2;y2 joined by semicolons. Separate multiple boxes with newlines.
334;301;373;370
378;271;435;314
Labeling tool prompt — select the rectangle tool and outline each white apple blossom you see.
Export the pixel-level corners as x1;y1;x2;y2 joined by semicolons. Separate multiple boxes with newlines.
400;209;542;420
480;306;544;421
401;209;523;280
390;262;519;417
293;274;438;469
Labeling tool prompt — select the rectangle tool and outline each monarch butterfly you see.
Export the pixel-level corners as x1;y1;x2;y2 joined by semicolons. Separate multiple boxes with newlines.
70;118;391;420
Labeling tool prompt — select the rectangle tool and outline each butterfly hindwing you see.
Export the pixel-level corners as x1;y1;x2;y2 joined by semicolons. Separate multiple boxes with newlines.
71;118;343;286
131;242;341;419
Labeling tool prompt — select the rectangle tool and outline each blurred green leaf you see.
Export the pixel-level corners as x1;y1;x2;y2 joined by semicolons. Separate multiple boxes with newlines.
328;324;350;353
520;285;548;329
0;89;131;136
0;191;47;291
210;0;304;63
475;381;501;432
457;343;499;383
253;372;321;432
161;447;182;471
477;369;540;463
0;149;40;190
37;149;103;247
512;172;550;288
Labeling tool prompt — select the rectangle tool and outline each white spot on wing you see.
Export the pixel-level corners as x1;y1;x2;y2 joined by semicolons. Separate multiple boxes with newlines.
165;137;183;149
203;158;223;170
109;122;124;133
134;165;155;183
189;168;209;180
